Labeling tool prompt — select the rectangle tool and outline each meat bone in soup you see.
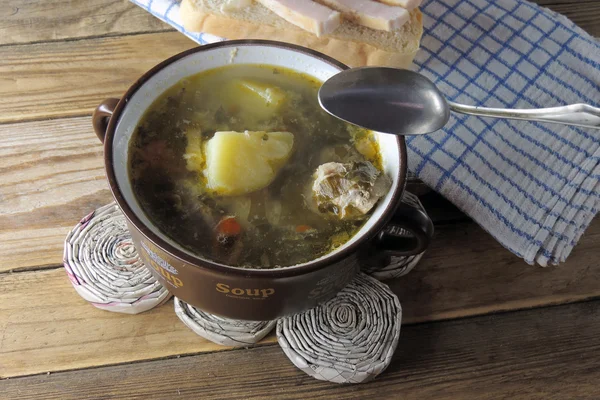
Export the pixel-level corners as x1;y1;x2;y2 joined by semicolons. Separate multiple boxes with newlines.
129;64;391;269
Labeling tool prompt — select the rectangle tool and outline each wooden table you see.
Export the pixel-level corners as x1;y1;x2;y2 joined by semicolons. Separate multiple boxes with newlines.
1;1;598;398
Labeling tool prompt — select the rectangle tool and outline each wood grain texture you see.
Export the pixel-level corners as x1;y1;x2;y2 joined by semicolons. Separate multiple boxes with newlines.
0;117;112;272
544;2;600;37
0;32;196;124
388;216;600;323
2;300;599;400
1;218;598;378
0;268;276;379
0;0;172;46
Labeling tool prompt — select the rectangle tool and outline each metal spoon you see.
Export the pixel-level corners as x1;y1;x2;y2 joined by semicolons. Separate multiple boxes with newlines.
318;67;600;135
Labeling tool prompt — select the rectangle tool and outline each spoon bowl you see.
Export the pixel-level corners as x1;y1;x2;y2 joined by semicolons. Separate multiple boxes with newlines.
319;67;450;135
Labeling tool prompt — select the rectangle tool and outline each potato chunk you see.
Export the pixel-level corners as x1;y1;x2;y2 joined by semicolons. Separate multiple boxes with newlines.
217;80;287;122
354;136;378;161
237;79;287;109
205;131;294;196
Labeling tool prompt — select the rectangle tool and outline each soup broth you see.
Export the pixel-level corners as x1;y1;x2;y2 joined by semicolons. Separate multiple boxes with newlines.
129;64;390;268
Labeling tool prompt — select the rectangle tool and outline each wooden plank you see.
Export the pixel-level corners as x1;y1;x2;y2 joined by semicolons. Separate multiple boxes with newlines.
387;217;600;323
3;300;599;399
541;2;600;37
1;218;599;378
0;117;111;272
0;32;196;124
0;268;277;380
0;0;172;46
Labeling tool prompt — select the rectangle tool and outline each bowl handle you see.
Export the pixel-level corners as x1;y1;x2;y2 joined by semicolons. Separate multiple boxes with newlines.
92;98;119;143
373;193;434;256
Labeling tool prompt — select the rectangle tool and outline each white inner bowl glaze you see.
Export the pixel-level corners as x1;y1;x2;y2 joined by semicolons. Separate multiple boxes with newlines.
112;43;402;269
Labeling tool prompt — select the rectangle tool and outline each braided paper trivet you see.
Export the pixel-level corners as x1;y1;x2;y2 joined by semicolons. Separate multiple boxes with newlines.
277;273;402;384
361;191;427;280
174;297;276;347
63;202;171;314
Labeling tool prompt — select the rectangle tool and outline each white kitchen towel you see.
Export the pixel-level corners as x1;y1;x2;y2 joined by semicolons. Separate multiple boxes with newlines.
130;0;600;266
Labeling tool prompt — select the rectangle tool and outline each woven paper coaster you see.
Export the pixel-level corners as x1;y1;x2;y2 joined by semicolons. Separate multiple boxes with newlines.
277;273;402;384
63;202;171;314
174;297;276;347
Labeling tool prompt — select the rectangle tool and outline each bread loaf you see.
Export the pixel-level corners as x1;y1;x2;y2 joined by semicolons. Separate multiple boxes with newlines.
180;0;423;68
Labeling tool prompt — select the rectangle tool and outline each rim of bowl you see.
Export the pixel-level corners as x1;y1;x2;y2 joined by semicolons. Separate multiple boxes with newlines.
104;39;407;279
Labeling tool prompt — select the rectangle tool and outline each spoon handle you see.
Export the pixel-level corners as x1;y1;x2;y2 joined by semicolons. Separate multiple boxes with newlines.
447;101;600;130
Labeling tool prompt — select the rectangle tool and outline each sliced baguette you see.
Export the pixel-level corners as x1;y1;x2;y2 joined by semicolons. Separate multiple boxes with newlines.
180;0;423;68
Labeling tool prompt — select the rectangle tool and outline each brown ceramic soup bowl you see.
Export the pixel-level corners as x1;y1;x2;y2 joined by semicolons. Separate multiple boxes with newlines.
93;40;433;321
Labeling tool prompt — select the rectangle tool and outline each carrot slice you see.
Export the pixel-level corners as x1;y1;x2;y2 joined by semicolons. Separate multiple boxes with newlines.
295;225;312;233
216;216;242;236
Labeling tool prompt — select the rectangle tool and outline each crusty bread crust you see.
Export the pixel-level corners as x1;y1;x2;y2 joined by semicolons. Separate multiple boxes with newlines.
180;0;422;68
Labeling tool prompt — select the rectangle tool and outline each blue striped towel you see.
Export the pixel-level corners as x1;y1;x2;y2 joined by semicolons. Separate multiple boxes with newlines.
131;0;599;266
